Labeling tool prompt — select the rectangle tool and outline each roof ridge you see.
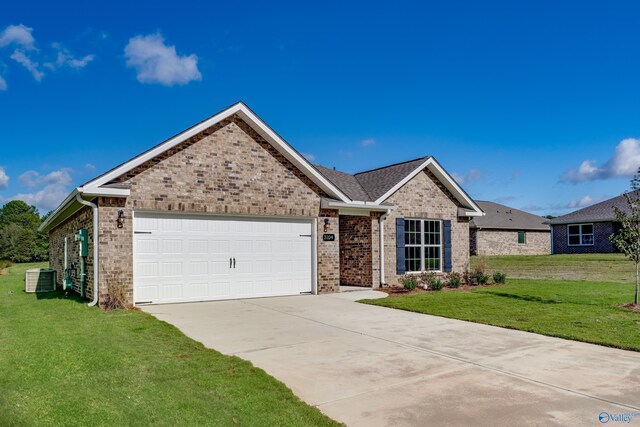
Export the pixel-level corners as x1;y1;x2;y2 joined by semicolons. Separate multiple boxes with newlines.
353;156;430;176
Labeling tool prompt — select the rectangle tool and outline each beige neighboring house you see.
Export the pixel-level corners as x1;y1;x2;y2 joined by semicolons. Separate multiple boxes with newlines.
470;201;550;256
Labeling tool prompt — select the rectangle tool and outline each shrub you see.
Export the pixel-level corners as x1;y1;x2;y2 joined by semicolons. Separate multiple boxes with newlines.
399;274;418;291
468;270;489;286
429;278;444;291
493;272;507;284
447;272;462;288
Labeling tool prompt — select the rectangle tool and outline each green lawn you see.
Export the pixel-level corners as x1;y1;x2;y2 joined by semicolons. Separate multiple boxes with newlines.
362;279;640;351
0;263;340;427
471;253;635;283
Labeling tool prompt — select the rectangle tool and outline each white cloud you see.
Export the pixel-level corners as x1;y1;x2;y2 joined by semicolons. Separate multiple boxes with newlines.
0;24;35;50
19;168;72;189
302;153;316;162
84;163;96;171
124;33;201;86
14;168;72;212
0;74;6;91
361;138;375;147
561;138;640;184
10;50;44;81
564;194;607;209
44;42;94;70
452;169;482;184
0;167;9;190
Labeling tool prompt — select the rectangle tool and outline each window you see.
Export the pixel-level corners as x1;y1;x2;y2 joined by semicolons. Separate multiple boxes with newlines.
404;219;442;272
567;223;594;246
517;231;526;245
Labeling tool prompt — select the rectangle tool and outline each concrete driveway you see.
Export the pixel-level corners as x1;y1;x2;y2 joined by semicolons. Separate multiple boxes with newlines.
143;290;640;426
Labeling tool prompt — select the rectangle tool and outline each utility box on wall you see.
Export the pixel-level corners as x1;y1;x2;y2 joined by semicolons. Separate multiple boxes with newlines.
25;269;56;293
75;228;88;257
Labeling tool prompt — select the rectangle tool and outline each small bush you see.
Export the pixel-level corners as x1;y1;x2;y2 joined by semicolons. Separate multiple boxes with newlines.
0;260;13;271
468;270;489;286
447;272;462;288
429;278;444;291
399;274;418;291
493;272;507;284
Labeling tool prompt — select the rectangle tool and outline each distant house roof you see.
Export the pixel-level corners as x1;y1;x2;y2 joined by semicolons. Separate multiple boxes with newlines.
548;192;635;225
471;201;549;231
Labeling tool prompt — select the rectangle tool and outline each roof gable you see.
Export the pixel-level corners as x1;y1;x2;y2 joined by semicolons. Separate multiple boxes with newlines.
81;102;350;202
354;157;429;201
471;201;549;231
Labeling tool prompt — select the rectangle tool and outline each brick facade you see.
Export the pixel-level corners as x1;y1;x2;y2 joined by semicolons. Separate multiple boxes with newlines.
48;206;94;297
552;222;620;254
339;215;373;286
49;115;340;307
382;169;469;285
471;229;550;256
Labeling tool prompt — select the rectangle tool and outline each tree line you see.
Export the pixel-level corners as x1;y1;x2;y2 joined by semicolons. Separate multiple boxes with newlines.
0;200;49;263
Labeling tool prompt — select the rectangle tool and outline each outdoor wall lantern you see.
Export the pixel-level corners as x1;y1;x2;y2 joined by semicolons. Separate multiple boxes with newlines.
117;210;126;229
323;217;330;232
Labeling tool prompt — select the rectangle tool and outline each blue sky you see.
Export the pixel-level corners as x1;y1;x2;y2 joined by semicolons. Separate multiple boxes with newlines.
2;1;640;216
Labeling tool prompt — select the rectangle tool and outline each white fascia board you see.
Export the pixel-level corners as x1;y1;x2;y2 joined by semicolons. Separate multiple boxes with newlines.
373;157;484;217
82;102;350;202
39;188;80;231
321;199;395;212
39;186;131;232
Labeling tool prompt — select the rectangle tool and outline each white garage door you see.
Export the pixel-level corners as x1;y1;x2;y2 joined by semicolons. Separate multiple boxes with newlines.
133;213;314;305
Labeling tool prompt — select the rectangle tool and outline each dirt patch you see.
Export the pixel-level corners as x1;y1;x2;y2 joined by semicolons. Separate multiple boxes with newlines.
619;303;640;312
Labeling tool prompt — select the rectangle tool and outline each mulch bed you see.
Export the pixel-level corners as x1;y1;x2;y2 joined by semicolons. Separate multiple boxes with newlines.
378;282;504;298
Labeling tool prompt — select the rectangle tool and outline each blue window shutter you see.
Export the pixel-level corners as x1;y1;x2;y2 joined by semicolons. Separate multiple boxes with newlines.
396;218;405;274
443;220;452;272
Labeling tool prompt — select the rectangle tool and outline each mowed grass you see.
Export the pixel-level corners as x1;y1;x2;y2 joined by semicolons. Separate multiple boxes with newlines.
362;278;640;351
471;253;635;283
0;263;340;427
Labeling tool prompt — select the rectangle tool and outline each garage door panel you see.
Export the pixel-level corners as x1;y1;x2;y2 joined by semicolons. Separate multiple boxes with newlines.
134;213;313;304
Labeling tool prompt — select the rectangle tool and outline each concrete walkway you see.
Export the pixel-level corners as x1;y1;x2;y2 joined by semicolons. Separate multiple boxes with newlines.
143;290;640;426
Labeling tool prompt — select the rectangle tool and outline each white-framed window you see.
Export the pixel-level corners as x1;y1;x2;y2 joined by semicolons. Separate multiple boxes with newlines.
567;223;594;246
518;231;526;245
404;219;442;272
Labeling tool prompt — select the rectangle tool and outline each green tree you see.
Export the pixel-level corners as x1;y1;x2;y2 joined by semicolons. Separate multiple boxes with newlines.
0;200;49;263
0;200;40;229
609;170;640;306
0;223;36;263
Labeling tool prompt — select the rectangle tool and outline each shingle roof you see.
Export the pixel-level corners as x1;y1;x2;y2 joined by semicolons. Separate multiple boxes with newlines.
471;201;549;231
354;157;430;201
314;157;431;202
313;165;371;201
548;192;636;224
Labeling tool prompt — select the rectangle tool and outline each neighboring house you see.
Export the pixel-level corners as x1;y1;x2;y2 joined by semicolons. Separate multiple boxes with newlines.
470;201;550;256
547;193;632;254
40;102;483;307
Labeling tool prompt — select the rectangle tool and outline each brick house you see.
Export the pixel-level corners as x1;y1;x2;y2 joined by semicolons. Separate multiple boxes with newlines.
548;193;632;254
40;102;483;307
470;201;550;256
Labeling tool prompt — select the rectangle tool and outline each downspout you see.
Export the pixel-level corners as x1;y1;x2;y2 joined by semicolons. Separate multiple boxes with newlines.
75;193;99;307
379;209;392;287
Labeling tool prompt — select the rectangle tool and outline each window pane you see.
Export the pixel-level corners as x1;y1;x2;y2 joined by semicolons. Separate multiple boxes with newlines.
582;234;594;245
425;246;441;271
404;219;421;246
405;246;421;272
518;231;526;244
425;220;441;245
568;235;580;245
568;225;580;235
581;224;593;235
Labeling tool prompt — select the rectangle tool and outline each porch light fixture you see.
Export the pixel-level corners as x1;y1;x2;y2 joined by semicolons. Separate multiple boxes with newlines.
117;210;126;229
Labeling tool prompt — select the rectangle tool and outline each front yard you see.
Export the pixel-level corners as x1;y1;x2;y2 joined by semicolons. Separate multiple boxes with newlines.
363;255;640;352
0;263;340;427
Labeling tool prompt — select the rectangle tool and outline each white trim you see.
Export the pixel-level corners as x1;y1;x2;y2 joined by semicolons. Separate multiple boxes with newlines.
131;210;137;306
82;102;350;202
567;223;595;246
379;209;391;287
321;198;393;212
80;187;130;197
372;157;484;217
312;218;318;295
403;218;443;274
